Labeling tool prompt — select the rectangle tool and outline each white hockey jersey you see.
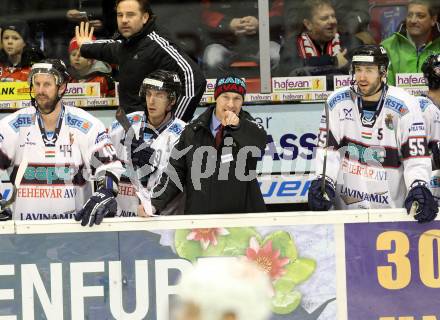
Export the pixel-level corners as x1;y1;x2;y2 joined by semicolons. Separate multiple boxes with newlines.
315;85;431;210
110;112;186;216
416;95;440;202
0;104;123;220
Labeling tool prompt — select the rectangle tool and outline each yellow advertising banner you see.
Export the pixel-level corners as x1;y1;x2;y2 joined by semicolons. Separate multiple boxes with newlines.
0;82;101;101
0;82;32;101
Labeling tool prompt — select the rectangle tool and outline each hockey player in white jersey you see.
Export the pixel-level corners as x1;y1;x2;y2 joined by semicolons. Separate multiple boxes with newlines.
110;69;186;216
0;59;123;226
418;53;440;203
308;45;438;223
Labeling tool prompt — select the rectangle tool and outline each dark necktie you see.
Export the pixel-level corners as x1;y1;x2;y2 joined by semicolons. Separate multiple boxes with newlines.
215;125;224;148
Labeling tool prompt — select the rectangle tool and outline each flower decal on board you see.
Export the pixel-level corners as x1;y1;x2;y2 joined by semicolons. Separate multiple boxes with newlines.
246;237;289;281
174;227;316;315
186;228;229;250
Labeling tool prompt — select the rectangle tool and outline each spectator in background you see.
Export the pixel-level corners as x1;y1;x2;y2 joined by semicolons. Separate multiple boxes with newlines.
278;0;361;81
173;259;272;320
331;0;375;45
149;75;267;215
68;36;115;97
0;21;45;82
75;0;206;120
201;0;284;78
381;0;440;85
66;0;117;38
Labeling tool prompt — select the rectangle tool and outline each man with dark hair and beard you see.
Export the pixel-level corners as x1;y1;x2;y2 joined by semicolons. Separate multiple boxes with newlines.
0;58;124;226
308;45;438;223
74;0;206;120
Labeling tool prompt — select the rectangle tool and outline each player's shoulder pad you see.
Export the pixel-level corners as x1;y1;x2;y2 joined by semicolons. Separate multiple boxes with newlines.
64;105;99;134
383;86;412;117
6;107;35;133
111;111;143;131
327;87;352;111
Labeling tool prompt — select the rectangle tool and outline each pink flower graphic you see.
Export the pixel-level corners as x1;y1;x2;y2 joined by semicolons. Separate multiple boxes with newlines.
186;228;229;250
246;237;290;280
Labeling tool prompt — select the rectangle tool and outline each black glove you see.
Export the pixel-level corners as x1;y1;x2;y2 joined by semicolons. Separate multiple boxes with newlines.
405;181;438;223
130;137;157;177
432;141;440;170
0;193;12;221
0;208;12;221
75;188;117;227
308;177;336;211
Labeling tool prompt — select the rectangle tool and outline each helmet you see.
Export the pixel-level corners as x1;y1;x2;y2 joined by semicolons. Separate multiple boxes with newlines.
422;53;440;90
28;59;70;114
138;69;182;102
28;58;70;86
350;45;389;75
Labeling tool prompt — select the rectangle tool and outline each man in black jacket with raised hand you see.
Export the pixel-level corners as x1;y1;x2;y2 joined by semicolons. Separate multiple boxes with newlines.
148;75;267;215
74;0;206;120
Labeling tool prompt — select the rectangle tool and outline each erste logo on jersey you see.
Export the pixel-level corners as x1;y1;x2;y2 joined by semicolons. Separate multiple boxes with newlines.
111;114;142;130
384;97;409;116
9;114;33;132
66;113;92;133
328;90;351;110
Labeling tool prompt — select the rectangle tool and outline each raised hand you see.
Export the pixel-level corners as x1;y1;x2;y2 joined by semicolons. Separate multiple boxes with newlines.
74;21;95;49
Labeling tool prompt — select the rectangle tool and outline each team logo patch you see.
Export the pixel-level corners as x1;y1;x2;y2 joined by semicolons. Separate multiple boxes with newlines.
66;113;92;133
384;97;408;116
9;114;33;132
385;114;394;130
168;123;183;135
418;98;430;112
95;130;110;144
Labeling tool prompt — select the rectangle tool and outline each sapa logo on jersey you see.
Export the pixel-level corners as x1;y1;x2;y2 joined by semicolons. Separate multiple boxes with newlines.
9;114;33;132
272;76;326;93
23;165;77;184
396;73;426;87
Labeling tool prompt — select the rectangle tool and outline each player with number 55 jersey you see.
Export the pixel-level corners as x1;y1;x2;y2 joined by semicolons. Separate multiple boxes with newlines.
309;45;437;223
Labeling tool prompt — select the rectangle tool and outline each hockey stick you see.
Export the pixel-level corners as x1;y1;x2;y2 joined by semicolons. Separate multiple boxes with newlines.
321;101;330;201
115;107;157;216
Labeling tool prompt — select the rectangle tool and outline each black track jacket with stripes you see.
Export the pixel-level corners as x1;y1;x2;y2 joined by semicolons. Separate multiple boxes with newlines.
80;16;206;120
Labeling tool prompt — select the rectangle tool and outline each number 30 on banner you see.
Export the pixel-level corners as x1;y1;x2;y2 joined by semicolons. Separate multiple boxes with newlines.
376;230;440;289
